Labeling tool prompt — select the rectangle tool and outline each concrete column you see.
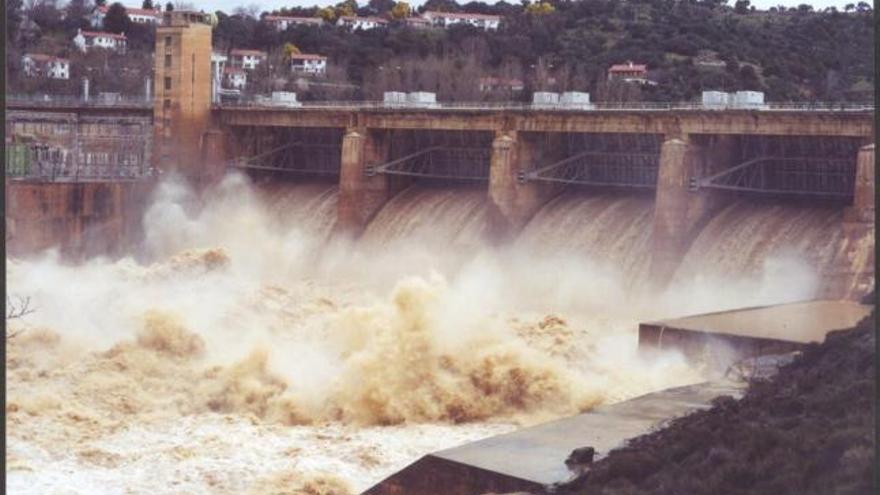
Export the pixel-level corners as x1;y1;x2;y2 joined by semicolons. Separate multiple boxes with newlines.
488;131;562;239
833;144;876;300
200;129;227;187
846;144;875;224
337;128;391;233
650;136;701;286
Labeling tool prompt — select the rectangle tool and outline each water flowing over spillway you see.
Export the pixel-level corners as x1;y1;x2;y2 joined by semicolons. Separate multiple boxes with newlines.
672;200;849;292
359;185;492;250
6;174;872;494
516;191;655;290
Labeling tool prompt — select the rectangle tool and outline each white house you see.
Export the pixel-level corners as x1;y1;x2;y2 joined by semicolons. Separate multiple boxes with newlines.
73;29;128;53
289;54;327;75
403;16;431;29
22;54;70;80
211;52;227;82
421;11;501;30
230;49;267;70
336;16;388;30
224;67;247;89
89;5;161;28
264;15;323;31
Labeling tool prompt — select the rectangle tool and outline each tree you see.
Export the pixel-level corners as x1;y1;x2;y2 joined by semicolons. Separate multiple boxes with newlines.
390;1;410;19
95;0;106;6
734;0;750;14
6;0;24;44
421;0;460;13
6;295;35;340
64;0;91;33
165;2;172;11
368;0;395;14
103;3;131;34
525;2;555;15
283;42;301;59
142;0;153;9
317;6;336;21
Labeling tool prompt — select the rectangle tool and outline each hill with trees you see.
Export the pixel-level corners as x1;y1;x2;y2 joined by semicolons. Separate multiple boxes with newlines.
6;0;875;102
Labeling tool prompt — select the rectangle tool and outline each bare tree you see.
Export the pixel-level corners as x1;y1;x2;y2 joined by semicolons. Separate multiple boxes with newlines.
6;295;35;340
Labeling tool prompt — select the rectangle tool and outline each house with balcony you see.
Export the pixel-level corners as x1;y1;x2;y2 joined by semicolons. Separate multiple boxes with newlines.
607;61;649;83
289;54;327;75
73;29;127;53
224;67;247;89
336;16;388;30
403;16;431;29
230;49;267;70
22;54;70;80
264;15;323;31
90;5;161;28
421;11;501;30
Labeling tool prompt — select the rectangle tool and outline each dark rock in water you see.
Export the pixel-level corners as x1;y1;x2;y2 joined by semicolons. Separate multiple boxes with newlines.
565;446;595;466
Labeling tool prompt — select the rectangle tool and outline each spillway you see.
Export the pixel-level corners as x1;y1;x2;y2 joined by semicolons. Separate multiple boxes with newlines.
516;191;655;290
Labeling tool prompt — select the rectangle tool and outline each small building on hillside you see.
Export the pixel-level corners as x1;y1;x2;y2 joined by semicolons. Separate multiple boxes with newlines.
607;61;648;83
421;11;501;30
73;29;127;53
90;5;162;28
336;16;389;30
211;52;228;82
403;16;431;29
289;54;327;75
479;76;524;93
264;15;324;31
224;67;247;89
230;49;267;70
22;54;70;80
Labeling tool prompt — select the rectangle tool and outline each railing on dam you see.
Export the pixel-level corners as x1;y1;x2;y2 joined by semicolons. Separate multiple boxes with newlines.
6;94;153;109
5;144;156;183
217;98;875;113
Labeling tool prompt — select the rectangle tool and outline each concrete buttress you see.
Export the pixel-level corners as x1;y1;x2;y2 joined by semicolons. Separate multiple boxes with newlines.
337;128;392;233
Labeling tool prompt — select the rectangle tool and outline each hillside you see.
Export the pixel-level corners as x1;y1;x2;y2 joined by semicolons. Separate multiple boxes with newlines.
552;305;876;495
5;0;875;102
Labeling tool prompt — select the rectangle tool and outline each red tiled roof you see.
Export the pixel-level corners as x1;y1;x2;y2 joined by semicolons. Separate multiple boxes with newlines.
339;16;389;23
25;53;69;63
289;53;327;60
424;11;501;20
265;15;322;23
609;62;647;73
96;5;161;16
230;49;267;57
81;30;127;40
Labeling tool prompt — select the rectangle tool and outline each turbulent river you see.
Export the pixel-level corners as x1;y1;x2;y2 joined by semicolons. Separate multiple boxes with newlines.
5;173;858;494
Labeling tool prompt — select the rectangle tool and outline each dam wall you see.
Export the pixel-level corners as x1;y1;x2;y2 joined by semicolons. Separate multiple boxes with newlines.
211;106;874;297
5;180;155;259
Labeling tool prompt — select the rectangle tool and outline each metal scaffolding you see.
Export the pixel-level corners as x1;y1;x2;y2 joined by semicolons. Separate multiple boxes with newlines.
695;135;861;200
229;127;343;176
520;132;662;188
6;112;153;181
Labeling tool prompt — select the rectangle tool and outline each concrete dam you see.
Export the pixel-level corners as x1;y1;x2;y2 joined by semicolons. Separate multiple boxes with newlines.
5;100;876;299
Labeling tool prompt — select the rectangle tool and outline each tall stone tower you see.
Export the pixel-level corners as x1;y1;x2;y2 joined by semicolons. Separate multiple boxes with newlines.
154;11;213;181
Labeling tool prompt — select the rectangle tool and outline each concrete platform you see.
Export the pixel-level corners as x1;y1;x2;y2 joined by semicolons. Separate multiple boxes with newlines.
363;381;744;495
638;299;873;360
363;300;871;495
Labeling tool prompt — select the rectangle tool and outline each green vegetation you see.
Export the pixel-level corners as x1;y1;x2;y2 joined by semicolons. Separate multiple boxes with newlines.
6;0;875;102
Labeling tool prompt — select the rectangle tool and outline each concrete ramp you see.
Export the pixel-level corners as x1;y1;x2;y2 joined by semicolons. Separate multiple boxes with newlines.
638;299;872;360
362;381;743;495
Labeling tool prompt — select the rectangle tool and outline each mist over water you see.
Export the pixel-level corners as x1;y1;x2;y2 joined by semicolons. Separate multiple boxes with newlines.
6;173;854;493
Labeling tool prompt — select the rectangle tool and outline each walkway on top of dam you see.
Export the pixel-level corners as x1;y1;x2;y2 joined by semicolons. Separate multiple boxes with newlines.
214;101;874;137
